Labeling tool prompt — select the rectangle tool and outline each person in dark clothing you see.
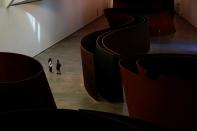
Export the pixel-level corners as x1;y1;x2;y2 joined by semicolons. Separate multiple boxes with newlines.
48;58;53;73
56;59;61;75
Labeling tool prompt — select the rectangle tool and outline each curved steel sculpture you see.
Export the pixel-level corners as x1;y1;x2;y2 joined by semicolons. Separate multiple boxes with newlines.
95;15;149;102
102;16;149;57
81;30;108;101
81;15;150;102
113;0;175;14
104;1;176;37
0;52;56;112
120;54;197;130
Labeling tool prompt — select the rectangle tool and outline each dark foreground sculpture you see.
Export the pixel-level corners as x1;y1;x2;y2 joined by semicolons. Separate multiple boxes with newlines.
0;109;164;130
120;54;197;130
0;52;56;112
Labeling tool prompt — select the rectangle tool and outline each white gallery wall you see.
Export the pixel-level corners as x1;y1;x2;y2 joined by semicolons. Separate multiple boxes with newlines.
12;0;32;4
0;0;12;7
0;0;112;57
0;0;5;7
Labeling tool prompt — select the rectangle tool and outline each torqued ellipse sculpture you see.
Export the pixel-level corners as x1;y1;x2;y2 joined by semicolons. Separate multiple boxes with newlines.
0;52;56;112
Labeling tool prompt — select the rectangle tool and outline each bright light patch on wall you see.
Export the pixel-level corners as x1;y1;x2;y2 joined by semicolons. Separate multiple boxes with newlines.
37;22;41;43
26;12;41;43
26;12;36;32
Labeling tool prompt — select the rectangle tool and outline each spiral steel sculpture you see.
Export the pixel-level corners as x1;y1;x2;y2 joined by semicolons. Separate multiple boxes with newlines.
81;14;149;102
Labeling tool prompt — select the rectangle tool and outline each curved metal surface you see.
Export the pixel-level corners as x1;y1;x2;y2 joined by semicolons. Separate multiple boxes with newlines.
0;52;56;112
81;14;150;102
120;54;197;130
0;109;165;130
104;3;176;37
81;30;108;100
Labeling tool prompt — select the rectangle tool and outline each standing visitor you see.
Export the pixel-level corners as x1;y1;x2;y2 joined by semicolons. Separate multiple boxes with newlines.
48;58;53;73
56;59;61;75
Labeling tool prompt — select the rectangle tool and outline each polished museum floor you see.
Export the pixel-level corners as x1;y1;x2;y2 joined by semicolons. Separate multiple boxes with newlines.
35;14;197;116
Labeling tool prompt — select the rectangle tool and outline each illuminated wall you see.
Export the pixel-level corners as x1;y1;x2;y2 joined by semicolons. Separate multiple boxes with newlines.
0;0;112;56
0;0;12;7
182;0;197;28
0;0;42;7
0;1;3;6
176;0;197;28
13;0;31;3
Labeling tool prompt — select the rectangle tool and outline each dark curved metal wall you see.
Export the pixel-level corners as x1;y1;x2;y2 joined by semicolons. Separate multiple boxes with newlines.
81;15;150;102
0;52;56;112
120;54;197;130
